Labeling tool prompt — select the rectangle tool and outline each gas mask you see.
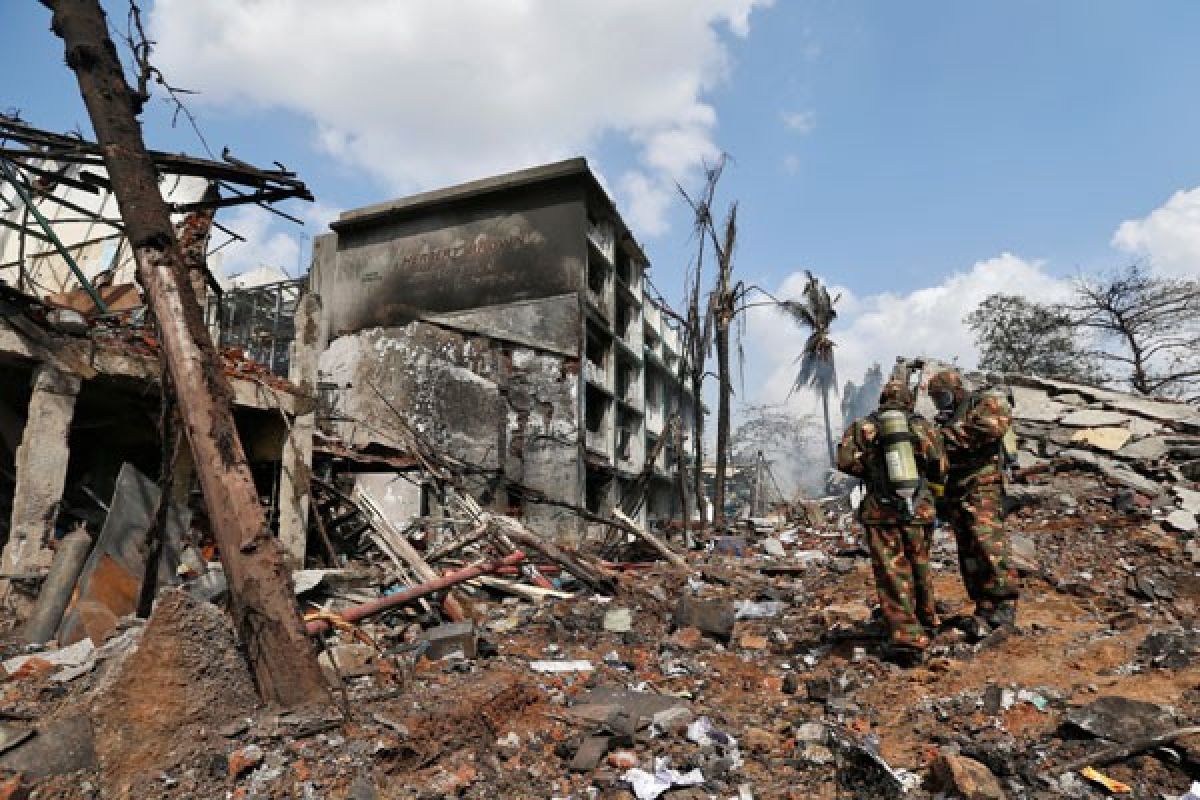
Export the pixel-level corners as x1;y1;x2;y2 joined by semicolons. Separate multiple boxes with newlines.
931;389;956;421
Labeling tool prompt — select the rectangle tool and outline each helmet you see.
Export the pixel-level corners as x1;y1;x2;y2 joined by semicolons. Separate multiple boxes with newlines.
928;369;964;412
878;379;915;411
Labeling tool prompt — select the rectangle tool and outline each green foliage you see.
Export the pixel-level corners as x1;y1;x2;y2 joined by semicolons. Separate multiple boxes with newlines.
965;293;1102;384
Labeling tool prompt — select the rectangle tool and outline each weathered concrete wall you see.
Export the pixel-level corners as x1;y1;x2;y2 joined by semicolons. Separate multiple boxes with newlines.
279;292;321;567
0;366;80;612
312;180;586;339
319;295;584;540
354;473;422;526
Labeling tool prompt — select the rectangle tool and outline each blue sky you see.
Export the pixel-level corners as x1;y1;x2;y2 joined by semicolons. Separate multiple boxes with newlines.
4;1;1199;401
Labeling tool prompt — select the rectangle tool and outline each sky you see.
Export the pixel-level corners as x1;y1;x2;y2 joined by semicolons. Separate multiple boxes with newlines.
3;1;1200;421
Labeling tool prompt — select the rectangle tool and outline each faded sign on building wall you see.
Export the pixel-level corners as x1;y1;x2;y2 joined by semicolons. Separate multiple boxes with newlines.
317;187;586;337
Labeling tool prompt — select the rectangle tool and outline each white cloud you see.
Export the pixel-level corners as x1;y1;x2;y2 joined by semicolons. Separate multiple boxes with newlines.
745;253;1074;411
619;171;674;237
782;154;801;175
149;0;772;236
781;110;815;134
1112;187;1200;278
210;200;338;280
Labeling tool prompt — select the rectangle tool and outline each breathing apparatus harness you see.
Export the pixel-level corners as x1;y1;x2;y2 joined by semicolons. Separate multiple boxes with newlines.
867;407;925;519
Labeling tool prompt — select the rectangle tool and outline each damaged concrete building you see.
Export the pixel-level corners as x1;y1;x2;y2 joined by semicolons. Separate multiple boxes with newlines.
309;158;696;541
0;115;320;637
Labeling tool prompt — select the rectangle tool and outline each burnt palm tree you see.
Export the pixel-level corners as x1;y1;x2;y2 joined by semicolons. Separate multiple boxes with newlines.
782;272;840;465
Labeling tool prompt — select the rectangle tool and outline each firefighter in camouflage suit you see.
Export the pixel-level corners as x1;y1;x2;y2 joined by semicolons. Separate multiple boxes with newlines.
927;368;1019;638
837;380;947;660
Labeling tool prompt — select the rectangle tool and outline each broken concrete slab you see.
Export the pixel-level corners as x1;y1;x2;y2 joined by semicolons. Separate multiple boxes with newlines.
1065;696;1175;743
1009;533;1038;574
2;637;94;678
1059;449;1164;496
1054;393;1088;408
0;715;96;776
1070;427;1132;453
1165;510;1199;534
1011;386;1068;422
1117;435;1169;461
1061;409;1133;428
760;537;786;558
1007;375;1200;432
1014;450;1045;470
569;735;612;772
673;596;735;641
1174;486;1200;515
603;608;634;633
420;621;478;660
931;752;1007;800
577;687;689;722
1127;417;1162;438
0;724;34;756
318;643;378;679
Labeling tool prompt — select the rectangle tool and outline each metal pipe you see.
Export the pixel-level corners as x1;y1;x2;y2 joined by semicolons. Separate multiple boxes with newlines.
20;529;92;644
305;551;527;635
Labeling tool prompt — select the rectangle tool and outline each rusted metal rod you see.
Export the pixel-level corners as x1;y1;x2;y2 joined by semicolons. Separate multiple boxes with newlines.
305;551;527;635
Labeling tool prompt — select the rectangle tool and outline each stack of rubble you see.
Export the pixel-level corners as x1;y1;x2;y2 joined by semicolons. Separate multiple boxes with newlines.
1006;374;1200;538
1;371;1199;799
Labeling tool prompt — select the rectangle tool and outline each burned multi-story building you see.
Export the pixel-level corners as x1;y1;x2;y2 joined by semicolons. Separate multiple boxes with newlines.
310;158;696;541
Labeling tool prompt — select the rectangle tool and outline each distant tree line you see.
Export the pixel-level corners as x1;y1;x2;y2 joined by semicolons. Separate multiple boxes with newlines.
966;264;1200;401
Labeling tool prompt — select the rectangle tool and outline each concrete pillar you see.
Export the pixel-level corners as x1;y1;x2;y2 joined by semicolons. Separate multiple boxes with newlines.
0;365;81;614
278;292;321;569
20;527;91;643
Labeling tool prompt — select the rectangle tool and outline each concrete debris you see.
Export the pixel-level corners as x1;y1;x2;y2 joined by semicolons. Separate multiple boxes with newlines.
674;596;736;640
1065;696;1176;743
602;608;634;633
1071;426;1132;452
931;752;1008;800
1165;509;1199;533
2;637;94;678
421;621;480;660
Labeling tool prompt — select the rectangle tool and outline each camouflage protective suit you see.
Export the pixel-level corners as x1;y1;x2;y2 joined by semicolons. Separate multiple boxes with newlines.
928;370;1019;625
837;382;947;651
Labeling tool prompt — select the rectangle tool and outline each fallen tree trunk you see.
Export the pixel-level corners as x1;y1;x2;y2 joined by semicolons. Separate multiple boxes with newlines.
42;0;329;708
305;551;527;634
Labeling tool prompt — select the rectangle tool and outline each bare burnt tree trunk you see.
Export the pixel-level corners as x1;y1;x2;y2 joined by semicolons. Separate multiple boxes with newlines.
671;414;692;524
713;313;730;526
820;386;836;466
43;0;329;708
689;332;705;521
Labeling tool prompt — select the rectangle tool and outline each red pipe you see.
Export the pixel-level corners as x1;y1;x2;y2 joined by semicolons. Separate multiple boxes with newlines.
305;551;527;634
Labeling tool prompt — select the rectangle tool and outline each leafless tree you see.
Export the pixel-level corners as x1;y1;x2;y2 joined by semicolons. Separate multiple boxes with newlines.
1058;264;1200;399
679;158;764;525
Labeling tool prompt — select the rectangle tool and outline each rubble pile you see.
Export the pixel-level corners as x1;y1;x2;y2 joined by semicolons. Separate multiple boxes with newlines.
1006;374;1200;538
1;380;1199;799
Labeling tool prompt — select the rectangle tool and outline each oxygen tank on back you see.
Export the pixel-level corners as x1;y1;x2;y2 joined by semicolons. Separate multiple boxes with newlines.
878;409;921;514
